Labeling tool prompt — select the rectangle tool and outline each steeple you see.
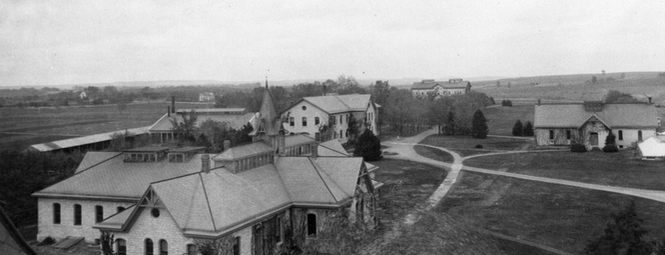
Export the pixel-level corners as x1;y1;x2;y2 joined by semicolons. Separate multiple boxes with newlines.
249;78;281;138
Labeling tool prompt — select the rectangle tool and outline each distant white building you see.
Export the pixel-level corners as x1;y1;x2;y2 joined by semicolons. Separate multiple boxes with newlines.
198;92;214;102
411;79;471;98
638;136;665;160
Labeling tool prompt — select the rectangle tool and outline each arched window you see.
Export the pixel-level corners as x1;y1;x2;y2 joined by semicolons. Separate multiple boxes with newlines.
186;244;197;255
95;205;104;223
145;239;154;255
53;203;61;224
73;204;82;225
159;239;168;255
314;117;320;125
302;117;307;127
307;213;317;237
116;239;127;255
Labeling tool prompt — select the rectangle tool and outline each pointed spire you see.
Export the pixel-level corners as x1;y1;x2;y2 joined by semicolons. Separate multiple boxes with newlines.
250;77;280;137
265;76;269;89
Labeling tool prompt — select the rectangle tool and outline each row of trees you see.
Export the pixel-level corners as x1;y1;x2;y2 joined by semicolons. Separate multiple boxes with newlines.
512;120;534;136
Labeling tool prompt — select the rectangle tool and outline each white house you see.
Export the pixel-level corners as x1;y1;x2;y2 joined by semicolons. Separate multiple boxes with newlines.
280;94;379;142
534;101;660;150
411;79;471;98
638;136;665;160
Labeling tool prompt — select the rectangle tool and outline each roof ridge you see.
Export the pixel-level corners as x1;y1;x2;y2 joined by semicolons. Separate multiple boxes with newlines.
198;173;217;231
307;157;339;203
333;95;352;110
75;152;124;175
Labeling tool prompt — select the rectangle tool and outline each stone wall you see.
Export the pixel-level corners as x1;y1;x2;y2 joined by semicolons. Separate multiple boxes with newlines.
111;207;195;254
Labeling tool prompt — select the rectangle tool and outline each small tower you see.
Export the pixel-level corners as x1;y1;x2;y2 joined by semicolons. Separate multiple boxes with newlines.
249;78;285;153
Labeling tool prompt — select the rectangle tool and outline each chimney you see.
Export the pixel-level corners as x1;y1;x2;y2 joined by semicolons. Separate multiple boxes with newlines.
537;99;541;105
311;143;318;159
223;140;231;151
201;155;210;173
648;96;652;104
171;96;176;113
323;85;327;96
167;105;171;117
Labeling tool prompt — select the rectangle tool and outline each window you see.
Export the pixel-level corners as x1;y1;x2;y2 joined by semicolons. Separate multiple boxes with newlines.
307;213;317;237
186;244;197;255
289;117;294;127
117;206;125;213
74;204;82;225
347;114;350;123
566;130;571;140
95;205;103;223
117;239;127;255
315;117;320;125
53;203;61;224
549;130;554;140
302;105;307;111
340;130;343;138
340;115;343;124
145;239;154;255
159;239;168;255
638;130;643;141
618;130;623;140
302;117;307;127
276;217;282;243
233;237;240;255
151;208;160;218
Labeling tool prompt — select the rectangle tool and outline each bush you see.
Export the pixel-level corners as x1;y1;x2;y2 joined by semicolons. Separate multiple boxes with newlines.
353;130;383;161
475;144;483;149
602;145;619;153
501;100;513;107
523;121;534;136
512;120;523;136
571;143;587;153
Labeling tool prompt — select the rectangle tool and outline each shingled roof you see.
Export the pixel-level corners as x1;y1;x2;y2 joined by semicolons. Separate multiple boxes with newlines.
95;155;368;237
534;103;659;129
411;80;470;90
287;94;373;114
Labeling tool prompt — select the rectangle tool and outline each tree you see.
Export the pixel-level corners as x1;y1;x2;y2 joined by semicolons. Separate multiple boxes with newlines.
100;232;116;255
471;109;488;139
583;201;652;255
346;114;360;144
445;111;456;135
523;121;534;136
170;110;198;145
603;131;619;152
512;120;523;136
353;130;382;161
604;90;638;103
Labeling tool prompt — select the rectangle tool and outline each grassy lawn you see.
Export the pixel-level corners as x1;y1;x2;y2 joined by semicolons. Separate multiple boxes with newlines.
419;134;532;157
0;101;213;151
464;150;665;190
483;105;534;136
437;171;665;254
414;145;454;163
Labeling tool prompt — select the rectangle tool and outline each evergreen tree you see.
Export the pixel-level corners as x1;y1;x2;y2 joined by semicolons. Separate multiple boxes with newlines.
512;120;523;136
353;129;382;161
471;109;488;139
523;121;534;136
584;201;652;255
605;132;616;145
446;111;456;135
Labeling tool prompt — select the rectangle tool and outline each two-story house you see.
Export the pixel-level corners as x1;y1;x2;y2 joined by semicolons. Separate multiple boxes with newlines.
411;79;471;99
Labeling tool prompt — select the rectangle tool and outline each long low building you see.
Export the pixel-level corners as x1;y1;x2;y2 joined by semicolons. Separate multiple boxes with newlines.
28;126;150;153
148;108;256;142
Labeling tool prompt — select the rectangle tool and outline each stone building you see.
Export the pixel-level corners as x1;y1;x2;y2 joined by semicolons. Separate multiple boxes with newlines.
410;79;471;99
280;94;379;142
33;83;381;255
534;101;660;150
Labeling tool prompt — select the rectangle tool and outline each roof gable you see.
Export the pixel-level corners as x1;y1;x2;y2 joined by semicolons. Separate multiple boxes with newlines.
534;103;659;129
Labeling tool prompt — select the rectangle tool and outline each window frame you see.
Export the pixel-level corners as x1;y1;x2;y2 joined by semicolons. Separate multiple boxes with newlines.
307;213;317;237
159;239;168;255
53;203;61;224
549;130;554;140
145;238;154;255
186;244;197;255
233;236;240;255
289;117;295;127
95;205;104;223
302;117;307;127
73;204;82;226
566;130;571;140
618;130;623;140
117;239;127;255
314;117;320;125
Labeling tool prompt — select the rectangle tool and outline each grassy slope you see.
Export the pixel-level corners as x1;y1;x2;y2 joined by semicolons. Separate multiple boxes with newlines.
419;134;531;157
464;150;665;190
438;171;665;254
483;105;534;136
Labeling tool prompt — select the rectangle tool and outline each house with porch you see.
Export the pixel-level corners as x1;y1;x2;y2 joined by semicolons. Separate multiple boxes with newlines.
280;94;379;142
33;83;381;255
534;101;660;150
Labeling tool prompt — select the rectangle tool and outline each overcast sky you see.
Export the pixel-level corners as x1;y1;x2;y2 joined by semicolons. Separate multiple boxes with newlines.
1;0;664;86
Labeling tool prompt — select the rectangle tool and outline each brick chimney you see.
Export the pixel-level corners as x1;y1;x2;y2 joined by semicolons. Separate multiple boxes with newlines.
311;143;318;159
201;155;210;173
167;105;171;117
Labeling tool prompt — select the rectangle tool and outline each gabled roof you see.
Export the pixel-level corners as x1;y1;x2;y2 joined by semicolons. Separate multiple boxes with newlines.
29;126;150;152
33;152;215;200
96;155;368;237
411;80;470;90
285;134;317;148
149;112;255;132
75;152;121;173
0;203;38;255
213;142;273;161
534;103;659;129
286;94;373;114
318;140;349;156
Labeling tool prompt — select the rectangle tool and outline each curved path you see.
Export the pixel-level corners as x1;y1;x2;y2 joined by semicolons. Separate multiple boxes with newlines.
363;128;665;254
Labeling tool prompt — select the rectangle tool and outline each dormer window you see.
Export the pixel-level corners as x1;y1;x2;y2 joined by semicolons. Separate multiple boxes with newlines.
167;147;206;163
169;153;185;163
123;147;169;163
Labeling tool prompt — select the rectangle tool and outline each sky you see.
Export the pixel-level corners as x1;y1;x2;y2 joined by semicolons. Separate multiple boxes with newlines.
1;0;664;86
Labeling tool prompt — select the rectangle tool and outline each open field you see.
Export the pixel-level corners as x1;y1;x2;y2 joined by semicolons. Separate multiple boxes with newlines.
473;72;665;104
483;105;534;136
0;101;214;151
419;134;532;157
437;171;665;254
413;145;454;163
464;150;665;191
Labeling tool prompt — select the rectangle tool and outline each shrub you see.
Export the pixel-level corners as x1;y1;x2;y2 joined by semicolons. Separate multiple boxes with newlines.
501;100;513;107
605;132;616;145
522;121;534;136
571;143;587;153
512;120;523;136
603;144;619;153
475;144;483;149
353;130;383;161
